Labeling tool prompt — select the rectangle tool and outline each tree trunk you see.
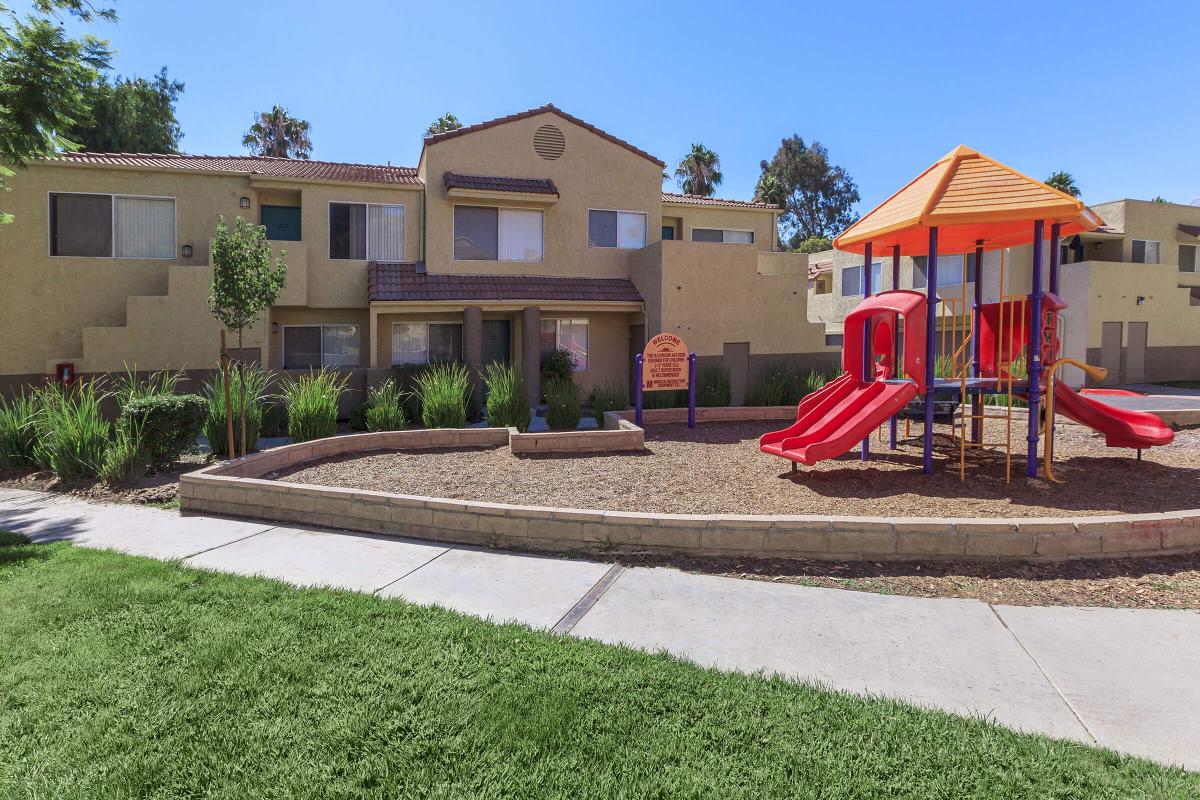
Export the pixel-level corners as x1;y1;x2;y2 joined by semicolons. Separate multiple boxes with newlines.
238;327;248;458
220;329;235;461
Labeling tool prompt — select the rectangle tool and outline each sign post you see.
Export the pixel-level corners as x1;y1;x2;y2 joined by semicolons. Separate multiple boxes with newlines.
636;333;695;429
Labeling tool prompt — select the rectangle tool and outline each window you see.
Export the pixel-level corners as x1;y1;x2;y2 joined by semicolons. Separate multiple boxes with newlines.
813;274;832;295
283;324;360;369
391;322;463;366
540;318;589;371
841;262;883;296
453;206;542;261
329;202;404;260
691;228;754;244
824;334;843;347
912;254;977;288
49;193;175;258
661;225;675;241
588;209;646;248
1181;244;1198;273
1131;239;1161;264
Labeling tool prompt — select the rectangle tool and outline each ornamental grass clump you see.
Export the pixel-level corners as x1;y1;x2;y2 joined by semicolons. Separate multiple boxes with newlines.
697;365;731;407
282;368;349;443
364;379;407;432
415;362;470;429
112;365;184;408
544;377;581;430
746;362;800;406
203;365;270;456
587;379;627;425
100;416;152;484
0;390;42;471
800;368;836;399
34;381;110;481
483;362;529;432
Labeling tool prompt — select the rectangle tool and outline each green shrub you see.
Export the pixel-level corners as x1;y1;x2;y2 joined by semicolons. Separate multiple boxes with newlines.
113;365;185;408
364;379;408;432
483;362;529;432
0;390;42;471
642;389;687;409
984;354;1028;407
697;365;731;407
540;348;575;394
203;366;271;456
121;394;207;467
544;377;581;430
390;365;426;425
282;368;349;443
934;354;956;380
800;368;837;399
587;379;627;424
746;363;800;406
100;416;152;484
415;362;470;429
348;402;369;432
34;381;111;480
260;403;289;438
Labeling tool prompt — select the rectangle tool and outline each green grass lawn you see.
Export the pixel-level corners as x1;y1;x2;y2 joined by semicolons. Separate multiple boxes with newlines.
0;539;1194;799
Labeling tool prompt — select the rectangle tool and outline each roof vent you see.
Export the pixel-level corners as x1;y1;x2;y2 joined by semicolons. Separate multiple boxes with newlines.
533;124;566;160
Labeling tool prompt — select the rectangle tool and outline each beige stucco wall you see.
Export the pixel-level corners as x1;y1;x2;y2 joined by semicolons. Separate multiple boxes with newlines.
267;308;372;371
420;111;664;280
662;203;778;251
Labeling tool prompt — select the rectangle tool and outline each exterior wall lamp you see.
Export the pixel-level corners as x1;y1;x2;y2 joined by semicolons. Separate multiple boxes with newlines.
240;197;251;209
181;244;193;258
271;322;280;334
1137;296;1146;305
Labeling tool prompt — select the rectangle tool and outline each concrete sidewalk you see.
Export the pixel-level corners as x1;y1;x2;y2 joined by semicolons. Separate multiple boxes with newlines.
1;487;1196;770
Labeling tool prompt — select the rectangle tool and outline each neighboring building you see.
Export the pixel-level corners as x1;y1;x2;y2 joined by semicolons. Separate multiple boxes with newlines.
1;104;831;405
807;199;1200;386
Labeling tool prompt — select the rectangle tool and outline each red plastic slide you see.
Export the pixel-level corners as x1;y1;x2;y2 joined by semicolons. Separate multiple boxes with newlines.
1052;381;1174;450
759;374;918;466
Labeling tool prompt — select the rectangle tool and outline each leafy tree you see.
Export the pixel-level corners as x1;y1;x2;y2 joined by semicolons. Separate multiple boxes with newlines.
1044;171;1081;198
425;112;462;136
753;172;786;206
674;143;722;197
69;66;184;153
209;216;287;456
759;136;859;249
242;105;312;159
1151;195;1167;204
795;236;832;254
0;0;113;223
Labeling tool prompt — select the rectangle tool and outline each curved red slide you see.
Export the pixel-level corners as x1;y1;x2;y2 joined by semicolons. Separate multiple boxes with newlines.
760;373;918;466
1052;381;1173;449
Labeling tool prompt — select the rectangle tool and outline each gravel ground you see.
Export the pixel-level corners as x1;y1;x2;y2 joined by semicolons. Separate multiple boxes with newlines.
276;418;1200;517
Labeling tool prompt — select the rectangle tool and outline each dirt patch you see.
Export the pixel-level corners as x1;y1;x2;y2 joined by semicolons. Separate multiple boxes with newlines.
274;419;1200;518
0;454;207;507
613;551;1200;609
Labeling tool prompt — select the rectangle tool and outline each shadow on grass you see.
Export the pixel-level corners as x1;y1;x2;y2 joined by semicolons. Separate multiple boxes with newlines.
0;529;52;567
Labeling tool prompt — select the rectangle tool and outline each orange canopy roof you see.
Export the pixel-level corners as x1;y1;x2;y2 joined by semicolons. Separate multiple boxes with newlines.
833;145;1103;256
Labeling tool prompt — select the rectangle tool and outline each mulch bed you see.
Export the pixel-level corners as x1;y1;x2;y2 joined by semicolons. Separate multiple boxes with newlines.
0;454;207;506
274;419;1200;518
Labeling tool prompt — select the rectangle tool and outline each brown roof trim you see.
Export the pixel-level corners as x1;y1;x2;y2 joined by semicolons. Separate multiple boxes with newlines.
1179;223;1200;238
43;152;422;185
662;192;780;210
368;261;643;304
423;104;666;169
443;172;558;196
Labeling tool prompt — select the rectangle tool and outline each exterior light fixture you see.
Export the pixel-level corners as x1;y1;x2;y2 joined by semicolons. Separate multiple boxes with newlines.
271;322;280;334
1137;296;1146;305
181;244;193;258
240;197;251;209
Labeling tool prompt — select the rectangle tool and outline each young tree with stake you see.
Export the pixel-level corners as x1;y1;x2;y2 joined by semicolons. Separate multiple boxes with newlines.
209;216;287;457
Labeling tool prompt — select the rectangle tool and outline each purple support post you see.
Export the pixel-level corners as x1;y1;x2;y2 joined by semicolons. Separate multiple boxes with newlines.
971;239;984;444
889;244;900;450
923;227;938;474
1027;220;1045;478
635;354;644;427
687;352;697;429
1049;223;1062;296
860;243;874;461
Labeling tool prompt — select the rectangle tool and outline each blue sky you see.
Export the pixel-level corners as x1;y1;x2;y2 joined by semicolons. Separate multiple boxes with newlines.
65;0;1200;212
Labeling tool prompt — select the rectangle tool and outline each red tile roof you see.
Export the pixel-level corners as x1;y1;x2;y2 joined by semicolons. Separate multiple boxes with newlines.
423;104;666;169
444;172;558;196
368;262;643;304
662;192;779;210
44;152;422;185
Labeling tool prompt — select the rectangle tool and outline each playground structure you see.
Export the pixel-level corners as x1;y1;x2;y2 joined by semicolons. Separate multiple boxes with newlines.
762;145;1174;480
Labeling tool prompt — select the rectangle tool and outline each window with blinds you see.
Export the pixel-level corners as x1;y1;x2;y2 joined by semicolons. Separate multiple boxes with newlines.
330;202;404;260
588;209;646;249
282;324;360;369
453;206;542;262
691;228;754;244
391;322;463;365
49;193;175;258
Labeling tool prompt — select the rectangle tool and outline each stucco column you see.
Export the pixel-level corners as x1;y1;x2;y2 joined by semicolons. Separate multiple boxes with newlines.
463;306;484;415
522;306;541;405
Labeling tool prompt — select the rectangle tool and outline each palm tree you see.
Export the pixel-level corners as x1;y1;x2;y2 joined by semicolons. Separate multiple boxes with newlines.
754;172;786;206
425;113;463;136
1044;171;1081;198
242;105;312;159
674;143;723;197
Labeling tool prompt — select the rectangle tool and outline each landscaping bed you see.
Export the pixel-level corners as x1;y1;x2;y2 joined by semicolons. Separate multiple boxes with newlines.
274;419;1200;518
0;454;205;507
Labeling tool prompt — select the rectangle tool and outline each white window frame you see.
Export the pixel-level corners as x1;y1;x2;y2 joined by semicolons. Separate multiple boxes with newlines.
541;318;589;372
281;323;361;369
327;201;406;261
689;227;756;245
390;321;463;366
587;208;648;249
47;191;177;260
840;262;883;297
451;204;544;263
1130;239;1161;265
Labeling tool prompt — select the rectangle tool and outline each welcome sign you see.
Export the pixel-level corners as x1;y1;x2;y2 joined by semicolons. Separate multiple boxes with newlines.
641;333;690;391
